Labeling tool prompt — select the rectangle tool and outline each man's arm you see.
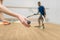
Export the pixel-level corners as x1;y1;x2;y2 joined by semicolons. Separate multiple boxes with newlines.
0;4;30;27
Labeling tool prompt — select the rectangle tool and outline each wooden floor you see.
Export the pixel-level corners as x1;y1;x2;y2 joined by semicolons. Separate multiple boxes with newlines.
0;23;60;40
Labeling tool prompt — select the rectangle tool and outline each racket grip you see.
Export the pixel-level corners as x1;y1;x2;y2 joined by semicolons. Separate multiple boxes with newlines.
27;20;31;24
33;14;36;15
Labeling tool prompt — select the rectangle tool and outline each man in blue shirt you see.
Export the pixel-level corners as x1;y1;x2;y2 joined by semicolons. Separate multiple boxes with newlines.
35;1;46;29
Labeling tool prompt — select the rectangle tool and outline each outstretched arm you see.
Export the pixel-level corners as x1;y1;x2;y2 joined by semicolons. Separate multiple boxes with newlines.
0;4;19;17
0;4;30;27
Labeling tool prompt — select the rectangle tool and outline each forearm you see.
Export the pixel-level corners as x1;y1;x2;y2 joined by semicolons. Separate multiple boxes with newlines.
0;4;28;23
0;5;30;27
0;4;20;18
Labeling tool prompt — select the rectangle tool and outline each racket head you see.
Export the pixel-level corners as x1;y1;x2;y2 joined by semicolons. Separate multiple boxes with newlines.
44;16;49;22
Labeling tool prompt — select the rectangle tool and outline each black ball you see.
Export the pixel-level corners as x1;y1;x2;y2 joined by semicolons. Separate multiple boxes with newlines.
27;20;31;24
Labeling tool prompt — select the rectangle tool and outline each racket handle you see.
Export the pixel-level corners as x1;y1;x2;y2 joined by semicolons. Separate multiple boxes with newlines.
34;14;37;15
27;16;30;18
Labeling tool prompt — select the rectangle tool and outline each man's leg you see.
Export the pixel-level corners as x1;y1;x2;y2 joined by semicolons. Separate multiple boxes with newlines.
38;18;40;26
38;16;41;27
41;16;45;29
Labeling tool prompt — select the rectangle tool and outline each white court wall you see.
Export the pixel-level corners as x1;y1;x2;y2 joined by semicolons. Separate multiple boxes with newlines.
3;0;60;24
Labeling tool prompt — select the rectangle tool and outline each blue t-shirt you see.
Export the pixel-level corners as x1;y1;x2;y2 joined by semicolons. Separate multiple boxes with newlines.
38;6;45;15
